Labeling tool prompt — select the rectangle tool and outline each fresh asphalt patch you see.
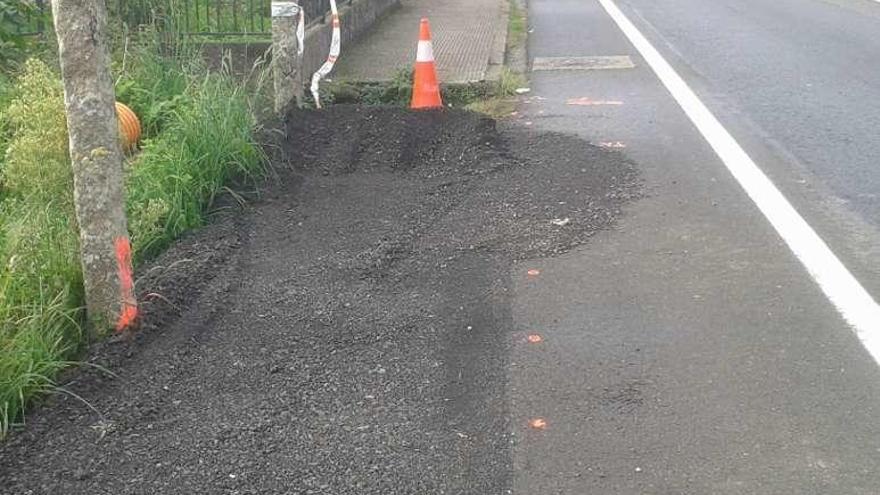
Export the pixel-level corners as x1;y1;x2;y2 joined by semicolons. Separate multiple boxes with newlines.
0;105;639;494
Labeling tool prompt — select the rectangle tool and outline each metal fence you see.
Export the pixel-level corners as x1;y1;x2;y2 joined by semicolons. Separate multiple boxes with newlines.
13;0;344;38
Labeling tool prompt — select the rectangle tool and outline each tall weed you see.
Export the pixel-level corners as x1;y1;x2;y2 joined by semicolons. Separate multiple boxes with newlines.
0;59;82;437
115;39;197;137
127;73;264;259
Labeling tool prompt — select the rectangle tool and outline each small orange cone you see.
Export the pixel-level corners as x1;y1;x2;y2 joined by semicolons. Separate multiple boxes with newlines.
411;18;443;109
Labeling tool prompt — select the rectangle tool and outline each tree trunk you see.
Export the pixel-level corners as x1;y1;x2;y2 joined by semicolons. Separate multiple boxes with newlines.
51;0;136;335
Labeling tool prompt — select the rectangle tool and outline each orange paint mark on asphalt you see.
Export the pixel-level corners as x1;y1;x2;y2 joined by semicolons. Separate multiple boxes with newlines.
527;269;541;277
114;236;138;332
566;97;623;106
527;334;543;344
528;418;548;430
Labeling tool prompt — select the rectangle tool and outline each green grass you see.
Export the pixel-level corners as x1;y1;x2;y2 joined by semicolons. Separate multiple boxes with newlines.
126;72;265;259
507;0;527;54
0;46;265;438
464;68;527;118
0;59;83;438
115;43;193;138
0;72;13;188
0;289;83;437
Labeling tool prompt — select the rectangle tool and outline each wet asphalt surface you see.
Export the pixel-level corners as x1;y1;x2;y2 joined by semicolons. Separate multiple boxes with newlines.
0;107;638;494
622;0;880;228
5;0;880;493
511;0;880;493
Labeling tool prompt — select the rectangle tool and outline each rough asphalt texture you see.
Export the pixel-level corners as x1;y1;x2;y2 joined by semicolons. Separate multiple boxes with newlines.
0;106;638;494
509;0;880;493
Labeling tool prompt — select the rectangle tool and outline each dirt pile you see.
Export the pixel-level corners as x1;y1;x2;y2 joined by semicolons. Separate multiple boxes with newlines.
278;105;639;264
0;106;639;494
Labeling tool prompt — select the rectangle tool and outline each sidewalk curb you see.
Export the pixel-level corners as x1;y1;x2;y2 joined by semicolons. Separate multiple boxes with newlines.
485;0;511;82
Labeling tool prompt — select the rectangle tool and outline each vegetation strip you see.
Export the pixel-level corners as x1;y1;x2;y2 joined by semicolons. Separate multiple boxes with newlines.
0;37;265;438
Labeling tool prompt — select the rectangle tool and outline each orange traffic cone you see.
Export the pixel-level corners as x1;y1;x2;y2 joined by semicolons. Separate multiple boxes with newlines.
411;18;443;109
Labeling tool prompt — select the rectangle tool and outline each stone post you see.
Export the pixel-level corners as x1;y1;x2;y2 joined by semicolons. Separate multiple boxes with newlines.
272;1;304;117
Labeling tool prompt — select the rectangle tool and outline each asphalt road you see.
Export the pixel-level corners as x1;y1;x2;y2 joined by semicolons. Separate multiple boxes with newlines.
512;0;880;493
623;0;880;226
3;1;880;493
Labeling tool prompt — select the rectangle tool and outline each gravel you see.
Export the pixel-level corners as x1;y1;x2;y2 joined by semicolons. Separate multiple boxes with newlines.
0;105;639;494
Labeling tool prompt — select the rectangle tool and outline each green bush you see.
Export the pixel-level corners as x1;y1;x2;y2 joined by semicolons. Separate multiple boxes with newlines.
0;58;82;439
0;1;36;69
0;59;77;308
2;59;71;204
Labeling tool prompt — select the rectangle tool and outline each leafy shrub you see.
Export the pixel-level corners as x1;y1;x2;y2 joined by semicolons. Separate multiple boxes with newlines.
0;58;82;438
0;0;35;68
2;59;70;204
0;58;77;304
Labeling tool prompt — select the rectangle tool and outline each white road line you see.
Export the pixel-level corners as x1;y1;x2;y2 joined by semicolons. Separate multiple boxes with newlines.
597;0;880;365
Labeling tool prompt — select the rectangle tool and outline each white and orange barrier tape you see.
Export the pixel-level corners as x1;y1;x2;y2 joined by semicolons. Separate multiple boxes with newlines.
311;0;341;109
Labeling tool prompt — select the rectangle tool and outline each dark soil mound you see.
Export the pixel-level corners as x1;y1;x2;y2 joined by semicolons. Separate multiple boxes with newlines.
278;105;639;262
0;106;639;494
283;105;504;177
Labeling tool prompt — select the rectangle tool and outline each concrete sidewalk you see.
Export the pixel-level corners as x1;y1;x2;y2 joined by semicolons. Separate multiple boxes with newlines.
335;0;509;84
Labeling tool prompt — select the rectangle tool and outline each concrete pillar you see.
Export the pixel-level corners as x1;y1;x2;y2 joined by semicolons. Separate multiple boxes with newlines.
272;1;304;117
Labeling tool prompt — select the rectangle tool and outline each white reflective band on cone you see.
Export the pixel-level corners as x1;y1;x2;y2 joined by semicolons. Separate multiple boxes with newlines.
416;41;434;62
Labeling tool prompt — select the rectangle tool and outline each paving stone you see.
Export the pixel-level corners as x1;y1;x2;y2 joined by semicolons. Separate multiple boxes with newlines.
336;0;506;83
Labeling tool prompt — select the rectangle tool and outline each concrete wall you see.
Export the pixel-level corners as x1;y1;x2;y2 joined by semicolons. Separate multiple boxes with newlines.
202;0;400;79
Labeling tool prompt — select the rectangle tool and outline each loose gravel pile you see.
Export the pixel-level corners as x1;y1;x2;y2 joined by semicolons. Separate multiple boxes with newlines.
0;106;639;494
